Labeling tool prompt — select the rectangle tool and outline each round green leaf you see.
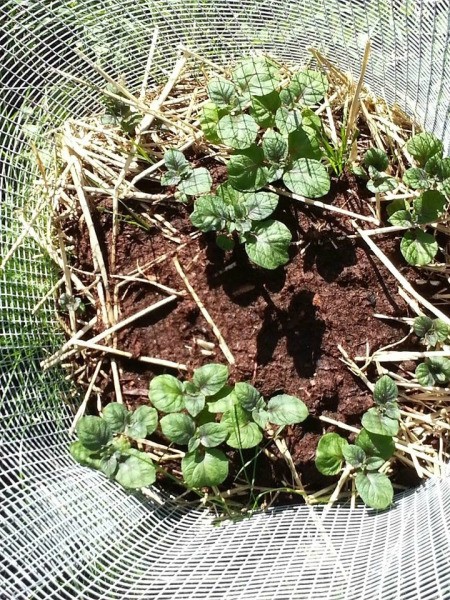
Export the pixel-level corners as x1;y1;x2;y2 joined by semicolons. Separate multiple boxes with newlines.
403;167;429;190
407;132;443;167
222;406;263;449
233;382;261;411
400;229;438;266
266;394;308;425
149;374;185;413
373;375;398;405
356;429;395;460
342;444;366;468
288;126;322;161
160;413;196;445
207;385;235;414
361;408;399;437
129;405;158;436
231;57;280;97
415;357;450;387
413;190;447;224
367;173;397;193
114;452;156;489
197;422;229;447
244;191;278;221
183;387;206;418
289;69;328;106
190;194;228;232
200;103;222;143
227;145;269;191
125;422;147;440
192;364;229;396
251;91;281;127
102;403;128;434
412;315;447;348
69;441;102;469
274;107;303;136
245;219;292;270
181;448;229;488
424;155;450;180
315;433;349;476
100;455;118;478
164;149;190;175
207;78;236;108
387;198;409;217
178;168;212;197
388;210;414;227
365;456;386;471
355;471;393;509
384;401;400;421
283;158;330;198
262;129;288;164
364;148;389;172
76;416;112;451
217;114;259;150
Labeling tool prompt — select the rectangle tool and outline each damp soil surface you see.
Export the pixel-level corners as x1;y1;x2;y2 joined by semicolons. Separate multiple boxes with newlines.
66;165;425;501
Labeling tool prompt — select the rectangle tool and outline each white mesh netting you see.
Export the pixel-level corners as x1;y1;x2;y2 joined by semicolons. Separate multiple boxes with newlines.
1;1;450;598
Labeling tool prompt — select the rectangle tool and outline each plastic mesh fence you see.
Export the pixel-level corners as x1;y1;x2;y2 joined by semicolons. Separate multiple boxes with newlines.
1;1;450;598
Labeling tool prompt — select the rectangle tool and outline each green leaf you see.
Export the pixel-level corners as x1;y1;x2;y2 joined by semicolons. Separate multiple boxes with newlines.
125;421;147;440
227;145;269;191
232;57;280;97
315;433;349;476
244;191;278;221
361;408;399;437
251;91;281;127
342;444;366;468
190;194;228;232
288;127;322;161
100;455;118;478
233;382;261;411
178;168;212;196
102;403;128;434
114;451;156;489
387;198;409;217
262;129;288;164
200;103;223;143
183;386;206;418
192;364;229;396
413;316;449;347
76;416;112;451
222;405;263;448
407;132;443;167
356;429;395;460
388;210;414;227
182;448;229;487
425;156;450;181
245;219;292;269
207;385;235;413
365;456;386;471
413;190;447;224
129;405;158;436
217;114;259;150
266;394;308;425
367;173;397;193
288;70;328;106
149;374;185;413
207;78;236;108
164;149;191;176
216;234;235;251
373;375;398;405
160;413;196;445
251;400;270;429
274;107;303;136
364;148;389;172
400;229;438;266
197;422;229;447
415;357;450;386
403;167;429;190
355;471;393;509
384;402;400;420
188;437;201;453
69;441;102;469
283;158;330;198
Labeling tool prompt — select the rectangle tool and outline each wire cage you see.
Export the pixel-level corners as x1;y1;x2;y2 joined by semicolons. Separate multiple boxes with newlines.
1;1;450;598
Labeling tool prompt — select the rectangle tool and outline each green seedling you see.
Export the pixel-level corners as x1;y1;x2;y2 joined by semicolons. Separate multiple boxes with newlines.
101;82;142;135
413;315;449;348
70;403;158;489
59;293;85;314
190;182;291;269
363;147;397;193
415;357;450;387
412;315;450;387
315;376;399;509
161;149;212;202
149;363;308;489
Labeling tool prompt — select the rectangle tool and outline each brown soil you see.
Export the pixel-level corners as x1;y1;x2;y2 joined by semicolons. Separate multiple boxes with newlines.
65;165;426;502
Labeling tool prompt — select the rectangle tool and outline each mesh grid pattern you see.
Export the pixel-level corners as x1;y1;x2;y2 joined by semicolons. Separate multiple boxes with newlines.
1;1;450;598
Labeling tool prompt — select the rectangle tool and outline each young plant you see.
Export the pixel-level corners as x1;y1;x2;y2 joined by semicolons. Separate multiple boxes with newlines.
190;182;291;269
161;149;212;202
101;82;142;135
413;315;449;348
149;364;308;489
363;147;397;193
315;376;400;509
70;404;158;489
200;58;331;199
